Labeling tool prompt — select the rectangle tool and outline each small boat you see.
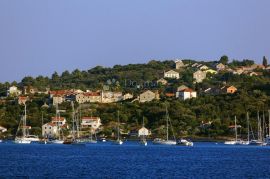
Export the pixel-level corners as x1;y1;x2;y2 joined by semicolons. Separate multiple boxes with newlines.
115;139;123;145
51;139;64;144
177;139;193;146
153;138;176;145
249;140;267;146
0;139;2;143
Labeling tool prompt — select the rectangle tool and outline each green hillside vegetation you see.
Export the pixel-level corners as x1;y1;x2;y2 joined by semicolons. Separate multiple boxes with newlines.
1;57;270;140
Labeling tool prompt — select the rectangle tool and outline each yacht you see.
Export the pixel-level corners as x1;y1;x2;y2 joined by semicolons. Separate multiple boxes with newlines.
224;116;244;145
140;117;148;146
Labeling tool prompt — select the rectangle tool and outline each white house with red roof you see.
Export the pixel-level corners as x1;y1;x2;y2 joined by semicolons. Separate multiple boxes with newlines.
81;117;101;130
177;88;197;100
42;117;68;138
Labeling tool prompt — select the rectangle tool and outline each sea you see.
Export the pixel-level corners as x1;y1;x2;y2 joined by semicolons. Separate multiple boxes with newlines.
0;141;269;179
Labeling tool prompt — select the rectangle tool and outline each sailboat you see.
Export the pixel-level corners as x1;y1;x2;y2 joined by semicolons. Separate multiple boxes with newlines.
140;117;147;146
249;111;267;146
15;104;39;144
224;116;244;145
114;111;123;145
153;107;176;145
51;104;64;144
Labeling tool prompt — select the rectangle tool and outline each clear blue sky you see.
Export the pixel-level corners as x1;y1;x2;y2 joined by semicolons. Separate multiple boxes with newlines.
0;0;269;82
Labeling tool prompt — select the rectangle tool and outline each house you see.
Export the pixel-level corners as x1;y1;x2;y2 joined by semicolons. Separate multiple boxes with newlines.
216;63;226;71
199;65;209;70
42;117;68;138
51;117;67;127
164;70;180;79
23;86;38;95
123;93;134;100
233;68;244;75
205;69;217;74
193;70;206;83
139;90;160;103
7;86;22;97
221;85;237;94
18;96;29;105
76;92;101;104
175;60;185;69
42;123;59;138
157;78;168;85
178;88;197;100
138;127;150;137
102;91;123;103
81;117;102;130
0;126;7;133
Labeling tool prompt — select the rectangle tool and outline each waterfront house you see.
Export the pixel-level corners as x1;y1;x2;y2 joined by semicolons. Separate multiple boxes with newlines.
0;126;7;133
175;60;185;69
164;70;180;79
81;117;101;130
42;123;59;138
51;117;68;127
157;78;168;85
178;88;197;100
193;70;206;83
139;90;160;103
138;127;150;137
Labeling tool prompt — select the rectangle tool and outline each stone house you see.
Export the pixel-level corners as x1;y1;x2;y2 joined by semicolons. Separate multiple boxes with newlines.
157;78;168;85
164;70;180;79
175;60;185;69
139;90;160;103
193;70;207;83
177;88;197;100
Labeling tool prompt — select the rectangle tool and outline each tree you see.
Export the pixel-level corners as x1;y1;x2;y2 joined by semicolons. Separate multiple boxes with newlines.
219;55;229;65
263;56;268;67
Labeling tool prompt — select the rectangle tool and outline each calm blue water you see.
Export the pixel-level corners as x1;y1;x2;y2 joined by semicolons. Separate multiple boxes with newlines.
0;141;270;178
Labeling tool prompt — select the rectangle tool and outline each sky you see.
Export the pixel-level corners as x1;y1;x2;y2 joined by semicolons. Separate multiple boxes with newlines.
0;0;270;82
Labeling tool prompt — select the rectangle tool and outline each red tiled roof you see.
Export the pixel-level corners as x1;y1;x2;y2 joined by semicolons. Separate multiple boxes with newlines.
46;122;57;127
165;93;175;97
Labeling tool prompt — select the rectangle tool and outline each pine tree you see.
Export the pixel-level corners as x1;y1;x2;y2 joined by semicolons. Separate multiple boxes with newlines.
263;56;268;67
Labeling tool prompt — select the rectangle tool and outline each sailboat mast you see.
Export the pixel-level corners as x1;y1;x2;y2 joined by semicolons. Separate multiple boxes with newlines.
166;107;169;141
117;111;120;141
257;111;260;141
23;104;27;137
247;112;250;142
235;116;237;142
263;111;265;140
71;102;75;141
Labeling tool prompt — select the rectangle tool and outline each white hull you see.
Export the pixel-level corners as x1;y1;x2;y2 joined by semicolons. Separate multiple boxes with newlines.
249;140;267;146
153;139;176;145
51;140;64;144
177;139;193;146
14;138;31;144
